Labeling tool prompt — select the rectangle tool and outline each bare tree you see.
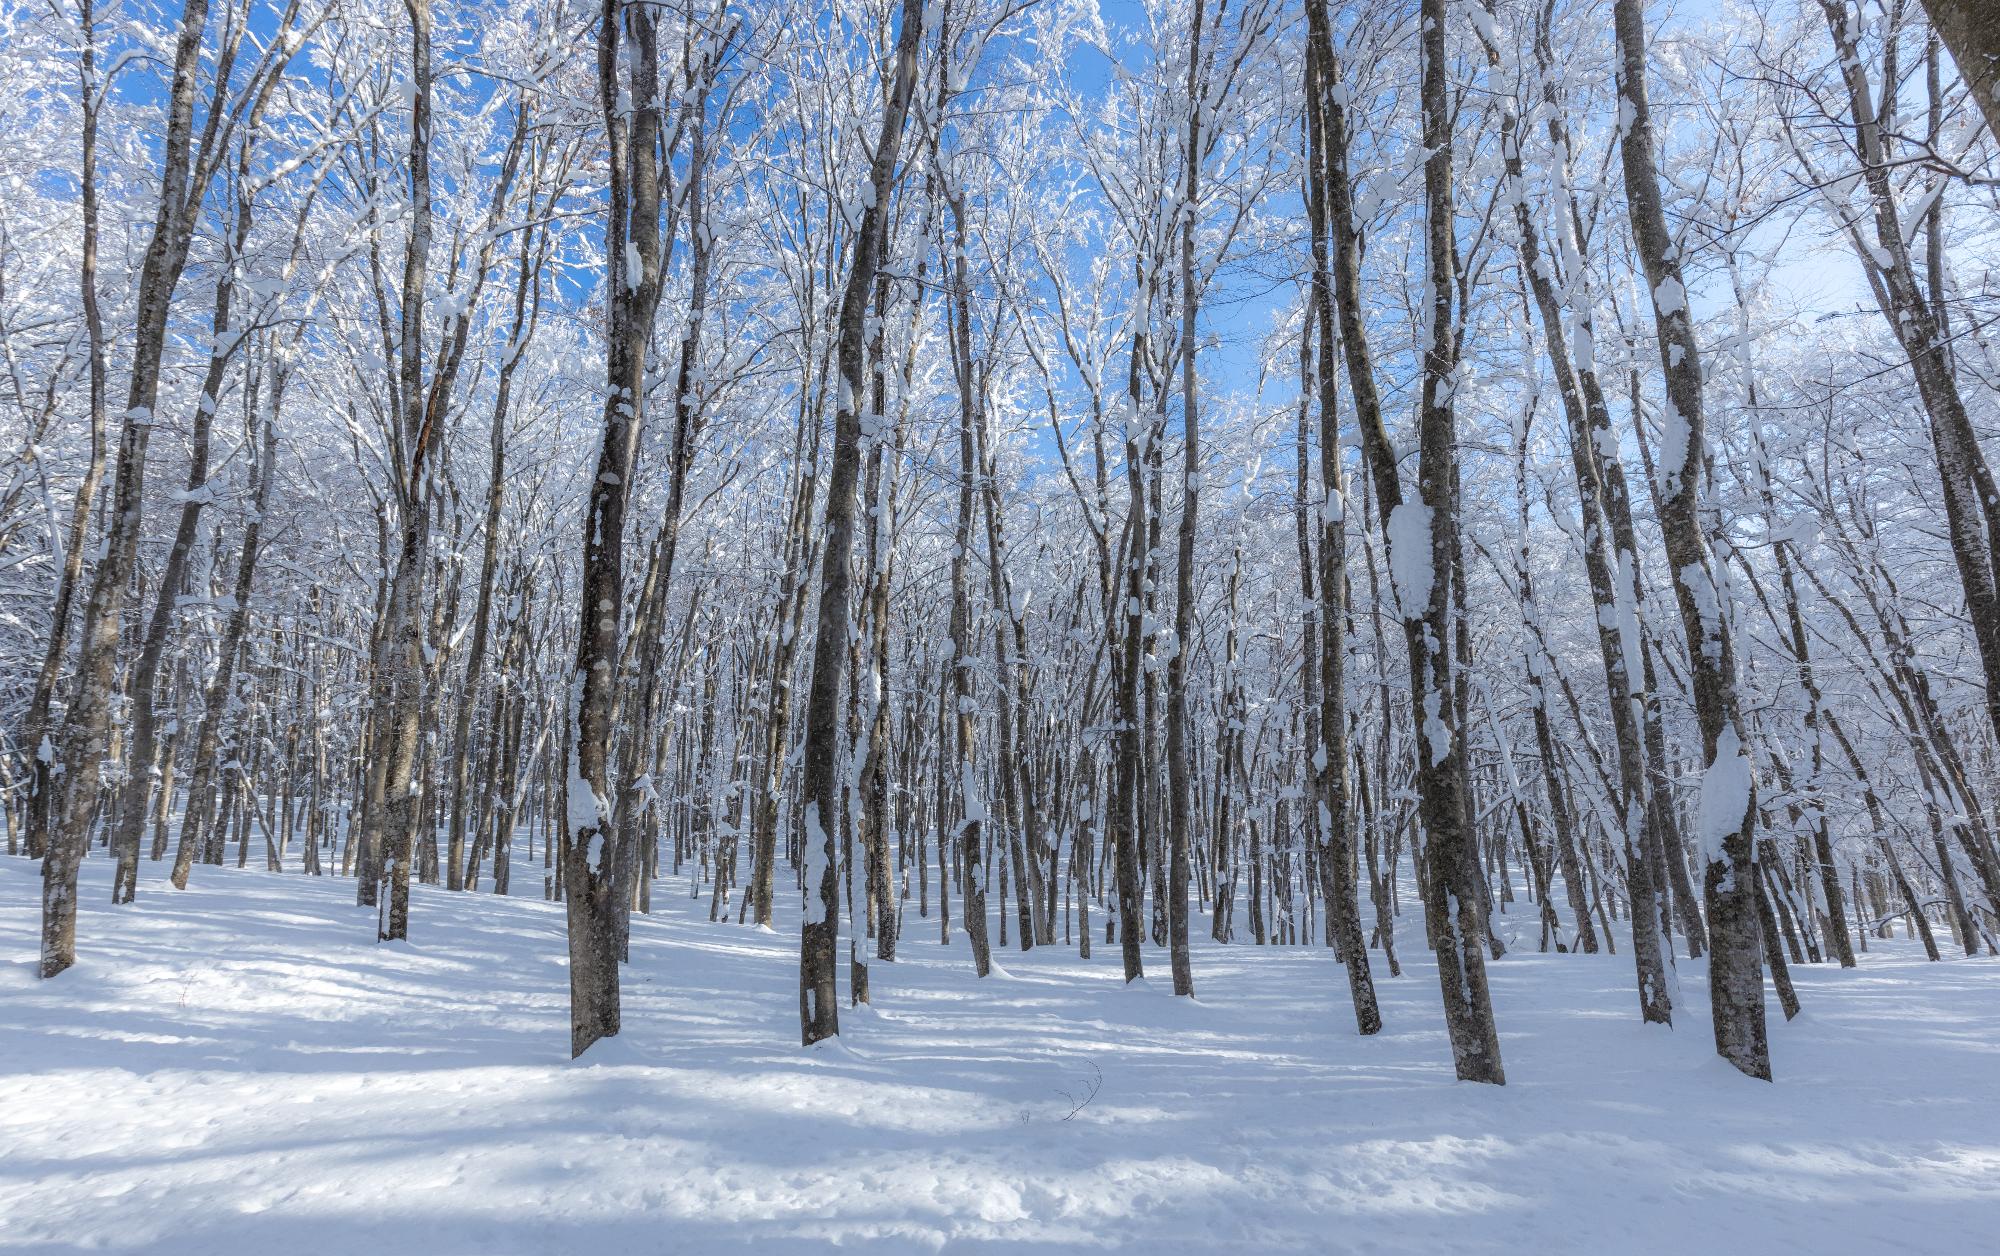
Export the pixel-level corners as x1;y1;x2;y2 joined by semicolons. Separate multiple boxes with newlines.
1614;0;1769;1080
798;0;926;1046
44;0;217;977
564;0;667;1058
1300;0;1379;1036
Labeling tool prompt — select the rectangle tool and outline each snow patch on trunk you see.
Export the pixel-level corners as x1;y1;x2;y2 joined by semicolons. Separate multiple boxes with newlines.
1386;501;1434;621
1695;725;1752;876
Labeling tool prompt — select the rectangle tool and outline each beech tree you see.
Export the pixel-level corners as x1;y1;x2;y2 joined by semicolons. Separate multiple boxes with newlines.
7;0;2000;1088
798;0;926;1047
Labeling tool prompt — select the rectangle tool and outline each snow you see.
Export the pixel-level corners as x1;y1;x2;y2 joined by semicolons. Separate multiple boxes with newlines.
5;854;2000;1254
1658;401;1691;496
1570;320;1595;373
1695;725;1755;872
960;759;987;825
566;765;605;851
1320;484;1344;525
1612;547;1647;694
801;800;829;924
1421;688;1452;767
1385;500;1435;620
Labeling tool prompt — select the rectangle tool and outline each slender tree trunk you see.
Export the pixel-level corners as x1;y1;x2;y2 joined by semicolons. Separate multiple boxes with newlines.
944;185;995;982
24;0;110;863
565;0;664;1057
172;381;281;890
449;195;544;891
44;0;213;978
1315;0;1503;1082
374;0;437;945
1613;0;1768;1080
108;116;273;904
1163;0;1207;999
1813;0;2000;759
797;0;925;1044
1302;15;1379;1034
1485;1;1668;1012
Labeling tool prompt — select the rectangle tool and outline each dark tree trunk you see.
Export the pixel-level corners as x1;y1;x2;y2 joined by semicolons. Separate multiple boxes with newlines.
1302;7;1380;1035
565;0;665;1058
1920;0;2000;140
45;0;213;977
797;0;925;1045
1614;0;1769;1080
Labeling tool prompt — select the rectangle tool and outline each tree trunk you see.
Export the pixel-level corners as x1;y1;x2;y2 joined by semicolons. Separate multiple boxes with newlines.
1302;10;1380;1034
171;387;281;889
1163;0;1207;999
1486;0;1669;1012
1920;0;2000;140
23;0;110;864
1613;0;1768;1080
564;0;665;1058
797;0;925;1045
44;0;213;978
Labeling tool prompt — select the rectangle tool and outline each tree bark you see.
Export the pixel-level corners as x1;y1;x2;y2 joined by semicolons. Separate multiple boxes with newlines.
1613;0;1769;1080
23;0;109;863
1163;0;1207;1000
1301;8;1380;1035
565;0;665;1058
171;380;281;889
1919;0;2000;140
798;0;925;1044
1484;0;1669;1012
44;0;213;978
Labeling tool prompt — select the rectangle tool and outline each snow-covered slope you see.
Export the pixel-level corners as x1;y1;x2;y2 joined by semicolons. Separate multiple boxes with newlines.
3;855;1996;1254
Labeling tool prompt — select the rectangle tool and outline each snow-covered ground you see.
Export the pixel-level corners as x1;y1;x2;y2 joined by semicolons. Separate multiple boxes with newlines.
3;854;1996;1254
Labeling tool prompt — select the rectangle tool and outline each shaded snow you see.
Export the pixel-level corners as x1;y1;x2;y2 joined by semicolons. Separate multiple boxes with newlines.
3;855;1998;1254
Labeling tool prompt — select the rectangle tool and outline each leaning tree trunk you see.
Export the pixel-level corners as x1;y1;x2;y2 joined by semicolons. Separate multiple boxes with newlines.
23;0;110;862
109;97;278;904
171;377;282;889
1482;0;1670;1013
1919;0;2000;141
1814;0;2000;763
609;50;721;947
1311;0;1503;1083
1614;0;1769;1080
448;203;540;891
1748;421;1856;968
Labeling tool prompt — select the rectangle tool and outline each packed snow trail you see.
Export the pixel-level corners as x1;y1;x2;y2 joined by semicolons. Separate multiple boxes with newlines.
3;855;1997;1254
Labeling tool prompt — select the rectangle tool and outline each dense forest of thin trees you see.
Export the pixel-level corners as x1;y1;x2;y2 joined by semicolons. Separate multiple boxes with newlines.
3;0;1998;1080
